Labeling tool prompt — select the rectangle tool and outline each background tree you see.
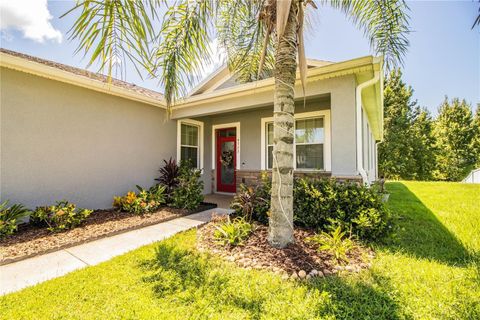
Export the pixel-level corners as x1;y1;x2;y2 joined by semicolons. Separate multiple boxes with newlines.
65;0;410;248
433;97;476;181
378;69;417;179
470;105;480;167
410;107;436;180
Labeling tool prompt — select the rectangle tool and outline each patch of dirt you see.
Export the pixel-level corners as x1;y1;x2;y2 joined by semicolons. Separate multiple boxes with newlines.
197;218;374;280
1;203;215;265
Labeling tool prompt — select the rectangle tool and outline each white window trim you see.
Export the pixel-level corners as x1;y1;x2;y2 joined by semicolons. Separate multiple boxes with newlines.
261;110;331;171
177;119;204;170
211;122;241;170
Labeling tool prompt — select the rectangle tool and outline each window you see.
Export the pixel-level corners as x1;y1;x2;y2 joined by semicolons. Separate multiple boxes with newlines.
177;120;203;169
262;111;330;171
266;122;274;169
295;118;324;169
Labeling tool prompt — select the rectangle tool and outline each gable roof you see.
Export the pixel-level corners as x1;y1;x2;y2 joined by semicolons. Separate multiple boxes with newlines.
188;58;334;96
173;55;383;140
0;48;166;108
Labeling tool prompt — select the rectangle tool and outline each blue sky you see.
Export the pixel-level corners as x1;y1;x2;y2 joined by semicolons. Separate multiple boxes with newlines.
1;0;478;114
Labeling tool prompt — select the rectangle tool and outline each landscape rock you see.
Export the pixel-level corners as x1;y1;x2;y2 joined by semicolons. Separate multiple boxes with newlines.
298;270;307;279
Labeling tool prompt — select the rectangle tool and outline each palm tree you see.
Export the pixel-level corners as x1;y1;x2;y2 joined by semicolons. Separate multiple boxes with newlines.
473;0;480;29
65;0;410;248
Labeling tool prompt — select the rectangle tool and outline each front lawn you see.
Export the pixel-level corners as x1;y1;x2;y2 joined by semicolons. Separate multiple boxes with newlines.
1;181;479;319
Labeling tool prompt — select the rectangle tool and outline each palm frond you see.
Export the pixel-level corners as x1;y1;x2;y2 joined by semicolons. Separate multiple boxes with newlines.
62;0;160;80
152;0;214;108
324;0;411;70
297;1;307;98
217;0;275;83
276;0;292;40
473;0;480;29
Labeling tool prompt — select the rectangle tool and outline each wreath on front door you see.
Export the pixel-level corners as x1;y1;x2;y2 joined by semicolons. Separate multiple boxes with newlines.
220;150;234;167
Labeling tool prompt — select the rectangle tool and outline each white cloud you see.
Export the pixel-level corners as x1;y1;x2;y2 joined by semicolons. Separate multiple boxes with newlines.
0;0;62;43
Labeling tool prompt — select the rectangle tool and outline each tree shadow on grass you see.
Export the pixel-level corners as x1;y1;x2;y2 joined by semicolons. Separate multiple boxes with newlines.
139;241;268;319
139;239;406;320
304;272;408;320
383;182;472;266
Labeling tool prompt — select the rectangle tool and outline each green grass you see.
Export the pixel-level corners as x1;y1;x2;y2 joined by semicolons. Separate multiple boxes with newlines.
1;181;479;319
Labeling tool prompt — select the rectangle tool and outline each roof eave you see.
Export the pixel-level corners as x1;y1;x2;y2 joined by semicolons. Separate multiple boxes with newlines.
0;52;167;109
173;55;377;111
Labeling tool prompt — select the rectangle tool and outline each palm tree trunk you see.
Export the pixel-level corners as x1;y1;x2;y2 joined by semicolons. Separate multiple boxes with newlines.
268;1;298;248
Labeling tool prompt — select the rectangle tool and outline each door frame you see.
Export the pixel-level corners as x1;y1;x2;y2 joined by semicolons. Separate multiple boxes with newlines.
216;131;237;193
212;122;240;193
211;122;240;170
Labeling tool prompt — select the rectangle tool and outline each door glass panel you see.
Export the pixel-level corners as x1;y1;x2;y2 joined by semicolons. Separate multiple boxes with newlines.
220;141;235;185
219;128;236;137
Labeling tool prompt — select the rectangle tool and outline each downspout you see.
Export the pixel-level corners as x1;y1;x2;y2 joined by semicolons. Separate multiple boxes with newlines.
374;140;381;180
356;70;380;186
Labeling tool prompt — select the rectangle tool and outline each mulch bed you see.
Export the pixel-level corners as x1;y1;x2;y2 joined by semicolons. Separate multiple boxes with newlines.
1;203;216;265
197;217;374;280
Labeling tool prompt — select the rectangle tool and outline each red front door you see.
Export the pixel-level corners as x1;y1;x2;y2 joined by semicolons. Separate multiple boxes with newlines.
216;128;237;193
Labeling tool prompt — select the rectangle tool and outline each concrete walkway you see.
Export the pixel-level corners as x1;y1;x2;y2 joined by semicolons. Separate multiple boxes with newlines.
204;194;234;210
0;208;233;296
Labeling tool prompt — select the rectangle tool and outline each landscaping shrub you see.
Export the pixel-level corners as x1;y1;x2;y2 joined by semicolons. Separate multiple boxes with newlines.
237;176;391;240
155;157;179;199
307;226;354;263
293;178;391;240
30;201;92;232
0;201;30;237
231;172;270;224
213;217;253;246
170;161;204;210
113;184;166;214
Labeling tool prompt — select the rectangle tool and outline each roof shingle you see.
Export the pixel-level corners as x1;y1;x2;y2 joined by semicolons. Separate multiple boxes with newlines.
0;48;164;101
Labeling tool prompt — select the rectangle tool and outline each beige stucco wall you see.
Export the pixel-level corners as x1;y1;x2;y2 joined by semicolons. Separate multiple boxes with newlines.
0;67;176;209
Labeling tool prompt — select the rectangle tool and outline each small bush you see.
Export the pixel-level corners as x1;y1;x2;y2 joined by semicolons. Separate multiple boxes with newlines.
170;161;204;210
231;172;270;223
213;217;253;246
113;184;166;214
293;178;391;240
307;226;354;263
155;158;179;199
231;185;266;222
0;201;30;237
31;201;92;232
253;172;272;223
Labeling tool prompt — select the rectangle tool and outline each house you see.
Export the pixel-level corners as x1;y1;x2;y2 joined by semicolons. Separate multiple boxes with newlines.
463;168;480;183
0;48;383;209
